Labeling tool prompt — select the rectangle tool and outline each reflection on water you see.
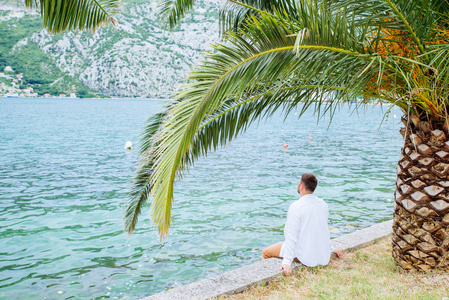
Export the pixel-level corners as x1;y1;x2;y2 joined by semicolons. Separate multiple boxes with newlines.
0;98;401;299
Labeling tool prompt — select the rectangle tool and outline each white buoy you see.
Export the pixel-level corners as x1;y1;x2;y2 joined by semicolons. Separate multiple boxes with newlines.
125;141;132;150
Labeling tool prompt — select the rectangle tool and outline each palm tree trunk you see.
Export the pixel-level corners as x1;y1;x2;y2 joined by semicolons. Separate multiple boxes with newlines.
393;120;449;271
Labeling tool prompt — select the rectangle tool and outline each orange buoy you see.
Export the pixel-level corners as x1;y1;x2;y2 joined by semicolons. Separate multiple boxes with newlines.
283;141;288;149
308;135;312;141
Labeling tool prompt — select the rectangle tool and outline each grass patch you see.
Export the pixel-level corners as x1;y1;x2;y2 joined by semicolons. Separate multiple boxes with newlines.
225;238;449;299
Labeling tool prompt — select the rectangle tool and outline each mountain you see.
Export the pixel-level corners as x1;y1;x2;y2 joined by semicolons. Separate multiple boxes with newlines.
0;0;219;98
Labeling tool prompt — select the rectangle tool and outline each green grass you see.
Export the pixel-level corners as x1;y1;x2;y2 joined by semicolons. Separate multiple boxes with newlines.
226;238;449;299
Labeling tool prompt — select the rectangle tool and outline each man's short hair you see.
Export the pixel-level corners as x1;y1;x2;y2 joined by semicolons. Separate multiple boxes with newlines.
300;173;317;192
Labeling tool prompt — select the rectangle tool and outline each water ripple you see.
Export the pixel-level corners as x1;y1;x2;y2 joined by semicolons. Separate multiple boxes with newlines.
0;98;401;299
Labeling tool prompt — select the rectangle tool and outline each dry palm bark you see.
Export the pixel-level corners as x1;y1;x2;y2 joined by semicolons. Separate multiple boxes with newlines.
393;119;449;271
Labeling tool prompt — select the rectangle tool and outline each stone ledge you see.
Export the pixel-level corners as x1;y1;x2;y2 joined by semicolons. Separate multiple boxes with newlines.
142;220;393;300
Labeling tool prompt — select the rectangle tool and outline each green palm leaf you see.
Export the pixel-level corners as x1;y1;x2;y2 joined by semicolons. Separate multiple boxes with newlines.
124;1;407;236
157;0;196;30
25;0;119;33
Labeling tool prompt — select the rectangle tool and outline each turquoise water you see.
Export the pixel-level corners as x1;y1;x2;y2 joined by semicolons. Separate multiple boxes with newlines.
0;98;401;299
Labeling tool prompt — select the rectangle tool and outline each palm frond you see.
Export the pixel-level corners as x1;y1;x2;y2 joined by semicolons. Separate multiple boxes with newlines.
157;0;196;30
125;0;449;237
25;0;119;33
219;0;299;36
124;111;169;234
125;3;404;236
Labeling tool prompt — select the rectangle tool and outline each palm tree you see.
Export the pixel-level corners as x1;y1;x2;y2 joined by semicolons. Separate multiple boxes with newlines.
24;0;119;33
124;0;449;272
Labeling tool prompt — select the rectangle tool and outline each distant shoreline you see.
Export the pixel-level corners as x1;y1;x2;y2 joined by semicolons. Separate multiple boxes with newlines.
1;97;390;105
0;96;168;101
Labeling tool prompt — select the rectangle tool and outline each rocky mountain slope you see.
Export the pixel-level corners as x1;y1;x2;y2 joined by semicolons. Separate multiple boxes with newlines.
0;0;219;97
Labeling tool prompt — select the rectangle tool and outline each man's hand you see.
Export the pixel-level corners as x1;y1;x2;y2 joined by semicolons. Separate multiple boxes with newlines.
280;264;292;276
333;248;344;258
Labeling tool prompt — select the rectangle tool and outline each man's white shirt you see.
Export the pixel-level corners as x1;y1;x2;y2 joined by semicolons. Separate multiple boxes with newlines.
279;194;334;267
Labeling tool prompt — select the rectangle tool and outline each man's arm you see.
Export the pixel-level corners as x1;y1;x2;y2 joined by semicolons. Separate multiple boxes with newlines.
280;204;301;275
330;233;344;258
328;207;343;259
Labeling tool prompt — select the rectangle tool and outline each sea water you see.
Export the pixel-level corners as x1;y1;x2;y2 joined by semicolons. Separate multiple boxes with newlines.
0;98;401;299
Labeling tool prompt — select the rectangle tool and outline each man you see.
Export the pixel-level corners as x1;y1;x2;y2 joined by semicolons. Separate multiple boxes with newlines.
262;173;344;275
